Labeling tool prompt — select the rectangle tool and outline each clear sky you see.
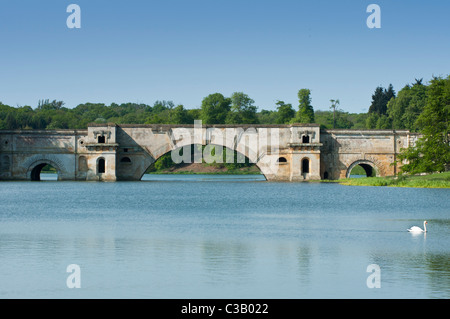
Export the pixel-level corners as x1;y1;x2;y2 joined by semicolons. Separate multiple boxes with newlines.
0;0;449;113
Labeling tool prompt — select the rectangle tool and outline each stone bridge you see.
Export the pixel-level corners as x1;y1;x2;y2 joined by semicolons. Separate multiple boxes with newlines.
0;123;419;182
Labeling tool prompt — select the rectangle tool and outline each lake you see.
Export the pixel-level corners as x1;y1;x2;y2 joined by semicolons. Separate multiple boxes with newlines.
0;174;449;299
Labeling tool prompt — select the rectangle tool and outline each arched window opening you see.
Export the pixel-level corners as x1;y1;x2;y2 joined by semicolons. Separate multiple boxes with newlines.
277;157;287;163
121;157;131;163
98;158;106;174
98;136;106;144
302;158;310;174
302;135;310;143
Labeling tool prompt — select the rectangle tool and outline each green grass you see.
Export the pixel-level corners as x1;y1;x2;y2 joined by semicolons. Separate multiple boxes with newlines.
147;166;262;175
147;170;262;175
339;171;450;188
41;164;57;173
349;165;368;176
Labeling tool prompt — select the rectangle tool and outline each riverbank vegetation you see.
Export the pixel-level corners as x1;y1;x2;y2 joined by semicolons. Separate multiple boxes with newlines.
339;172;450;188
147;163;261;175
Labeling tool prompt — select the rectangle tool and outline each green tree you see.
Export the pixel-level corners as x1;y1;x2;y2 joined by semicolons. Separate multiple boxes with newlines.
145;112;166;124
226;92;259;124
5;112;18;129
37;99;65;111
368;87;386;115
31;113;48;129
170;105;192;124
187;109;201;121
375;114;391;129
257;109;277;124
275;101;295;124
387;79;427;131
335;111;354;129
153;100;174;113
348;113;369;129
365;112;379;129
398;76;450;174
314;110;354;129
201;93;231;124
15;106;34;129
293;89;314;123
153;153;174;171
368;84;395;115
385;84;396;106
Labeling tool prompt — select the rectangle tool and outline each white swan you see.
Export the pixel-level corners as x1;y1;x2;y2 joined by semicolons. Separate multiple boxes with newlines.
408;221;428;233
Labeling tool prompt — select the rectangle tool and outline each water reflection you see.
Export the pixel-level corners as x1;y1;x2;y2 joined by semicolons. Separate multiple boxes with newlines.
296;246;313;287
39;173;58;181
201;240;253;285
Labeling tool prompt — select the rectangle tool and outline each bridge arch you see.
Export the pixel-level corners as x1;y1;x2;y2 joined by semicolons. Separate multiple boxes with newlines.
141;143;269;181
346;160;378;178
27;159;62;181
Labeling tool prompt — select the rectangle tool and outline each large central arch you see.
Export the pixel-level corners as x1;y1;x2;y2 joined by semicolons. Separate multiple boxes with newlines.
140;144;268;180
124;125;284;181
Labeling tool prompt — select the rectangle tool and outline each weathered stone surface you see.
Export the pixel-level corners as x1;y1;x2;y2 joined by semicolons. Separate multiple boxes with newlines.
0;124;419;182
320;129;418;180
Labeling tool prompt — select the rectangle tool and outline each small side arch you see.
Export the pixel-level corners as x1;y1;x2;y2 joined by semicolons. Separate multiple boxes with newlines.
27;159;62;181
346;160;378;178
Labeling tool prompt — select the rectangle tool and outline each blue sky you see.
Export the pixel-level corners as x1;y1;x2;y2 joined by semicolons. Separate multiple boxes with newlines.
0;0;449;113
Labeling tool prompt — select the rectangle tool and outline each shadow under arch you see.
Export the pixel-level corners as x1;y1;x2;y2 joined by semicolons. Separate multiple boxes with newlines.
27;159;62;181
346;160;378;178
140;144;267;181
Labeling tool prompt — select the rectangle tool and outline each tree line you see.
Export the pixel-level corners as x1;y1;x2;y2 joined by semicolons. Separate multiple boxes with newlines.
0;91;317;130
0;77;442;131
1;75;448;174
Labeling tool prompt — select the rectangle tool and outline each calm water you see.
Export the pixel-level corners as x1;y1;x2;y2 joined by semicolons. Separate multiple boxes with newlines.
0;174;449;299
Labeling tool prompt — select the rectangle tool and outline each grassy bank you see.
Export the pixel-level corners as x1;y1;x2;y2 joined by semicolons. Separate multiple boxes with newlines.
147;163;262;175
338;171;450;188
148;169;262;175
